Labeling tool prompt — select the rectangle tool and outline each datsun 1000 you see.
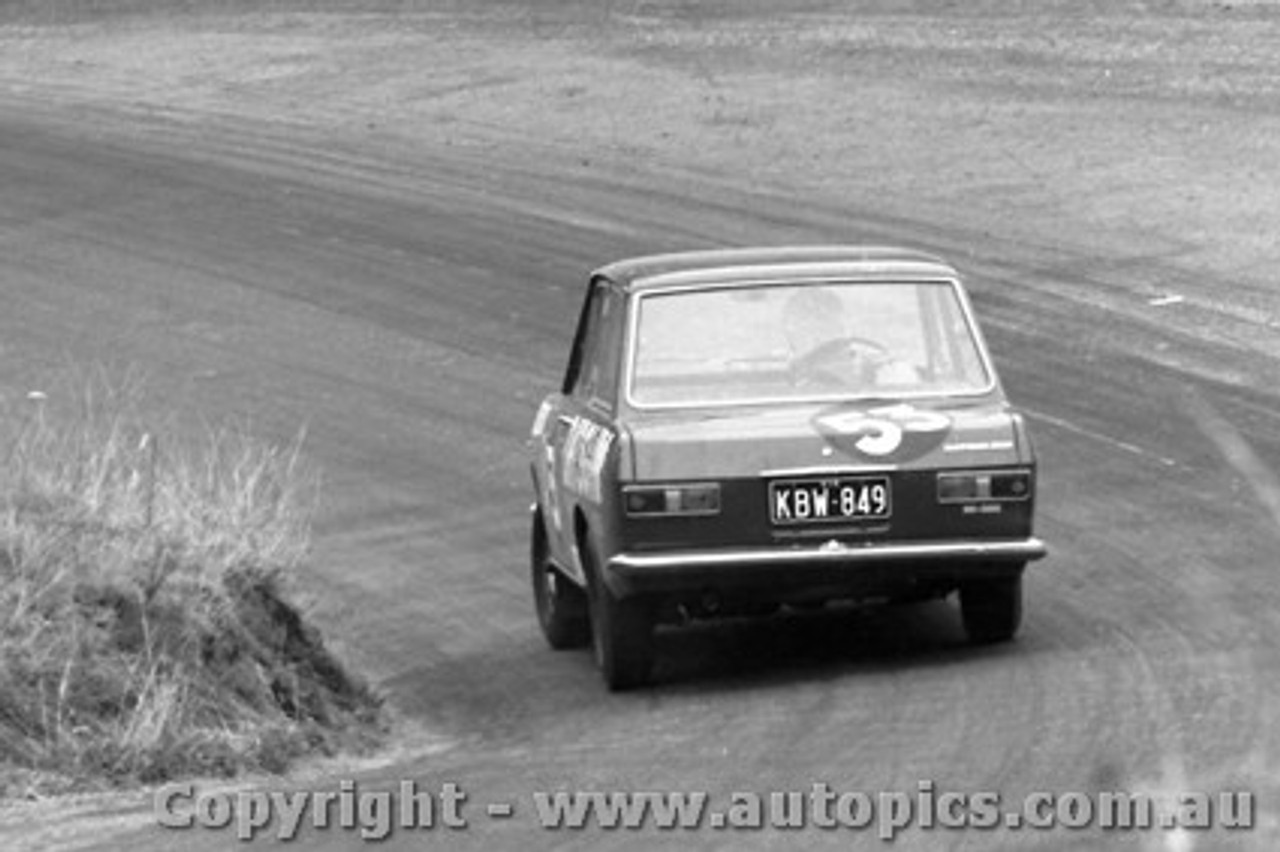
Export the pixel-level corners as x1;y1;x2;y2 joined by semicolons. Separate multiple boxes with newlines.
528;246;1047;690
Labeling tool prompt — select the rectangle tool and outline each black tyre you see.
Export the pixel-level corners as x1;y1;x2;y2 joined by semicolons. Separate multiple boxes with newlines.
531;512;589;650
582;541;654;691
959;572;1023;645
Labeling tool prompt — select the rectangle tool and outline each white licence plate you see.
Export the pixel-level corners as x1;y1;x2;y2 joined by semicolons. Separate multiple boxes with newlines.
769;476;892;525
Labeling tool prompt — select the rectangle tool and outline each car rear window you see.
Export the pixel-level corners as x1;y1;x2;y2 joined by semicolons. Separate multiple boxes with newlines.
627;280;992;407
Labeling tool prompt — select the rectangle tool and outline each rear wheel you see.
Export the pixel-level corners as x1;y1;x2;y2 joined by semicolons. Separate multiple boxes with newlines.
582;541;654;691
959;572;1023;645
531;512;589;650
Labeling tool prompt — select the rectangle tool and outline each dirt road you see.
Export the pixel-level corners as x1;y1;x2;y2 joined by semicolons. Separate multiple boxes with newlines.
1;3;1278;849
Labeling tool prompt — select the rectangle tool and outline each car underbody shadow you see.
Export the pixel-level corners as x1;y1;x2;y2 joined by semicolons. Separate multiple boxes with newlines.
648;597;1008;691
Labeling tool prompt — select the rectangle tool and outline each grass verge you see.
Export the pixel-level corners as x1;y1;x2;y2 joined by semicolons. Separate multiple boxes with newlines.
0;372;384;797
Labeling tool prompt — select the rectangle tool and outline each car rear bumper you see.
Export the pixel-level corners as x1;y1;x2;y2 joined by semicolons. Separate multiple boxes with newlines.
605;537;1046;599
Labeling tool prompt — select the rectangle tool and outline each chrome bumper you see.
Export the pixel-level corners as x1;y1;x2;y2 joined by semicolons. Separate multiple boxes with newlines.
609;537;1047;573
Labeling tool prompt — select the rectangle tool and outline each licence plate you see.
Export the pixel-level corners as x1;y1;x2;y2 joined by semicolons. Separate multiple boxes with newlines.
769;476;891;525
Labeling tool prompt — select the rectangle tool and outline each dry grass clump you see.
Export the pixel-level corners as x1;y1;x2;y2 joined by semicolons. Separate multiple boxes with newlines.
0;372;383;796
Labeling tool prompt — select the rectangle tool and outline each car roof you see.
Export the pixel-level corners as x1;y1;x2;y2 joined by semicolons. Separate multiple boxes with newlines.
593;246;959;293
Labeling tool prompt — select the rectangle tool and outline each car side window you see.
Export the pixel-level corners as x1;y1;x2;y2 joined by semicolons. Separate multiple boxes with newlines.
562;281;600;396
563;280;621;409
585;289;623;409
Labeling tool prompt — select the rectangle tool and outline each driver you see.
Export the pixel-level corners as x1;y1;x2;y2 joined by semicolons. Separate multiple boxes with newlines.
782;287;875;388
782;287;846;356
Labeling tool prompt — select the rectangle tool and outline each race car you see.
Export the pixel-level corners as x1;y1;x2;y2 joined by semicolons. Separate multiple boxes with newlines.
528;246;1047;690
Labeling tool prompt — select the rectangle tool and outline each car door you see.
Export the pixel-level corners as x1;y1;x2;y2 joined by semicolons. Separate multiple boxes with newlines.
542;278;624;579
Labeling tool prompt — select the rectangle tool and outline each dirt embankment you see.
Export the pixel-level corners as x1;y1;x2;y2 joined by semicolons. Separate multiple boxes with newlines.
0;372;385;796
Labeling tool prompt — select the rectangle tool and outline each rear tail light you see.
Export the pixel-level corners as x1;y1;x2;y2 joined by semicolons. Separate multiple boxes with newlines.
937;469;1032;504
624;483;721;517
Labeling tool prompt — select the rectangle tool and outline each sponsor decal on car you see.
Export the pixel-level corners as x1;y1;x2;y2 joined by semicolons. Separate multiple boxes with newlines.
561;416;614;503
943;440;1015;453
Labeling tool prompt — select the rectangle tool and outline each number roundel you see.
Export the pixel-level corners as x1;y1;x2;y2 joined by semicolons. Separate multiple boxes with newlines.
812;404;952;461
